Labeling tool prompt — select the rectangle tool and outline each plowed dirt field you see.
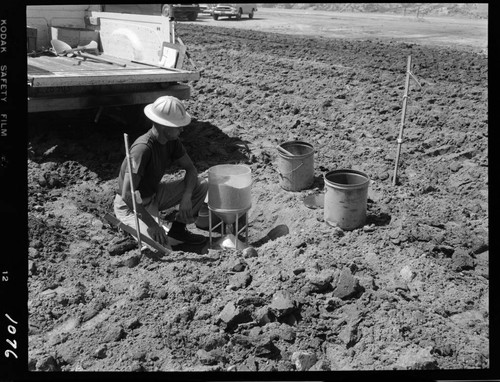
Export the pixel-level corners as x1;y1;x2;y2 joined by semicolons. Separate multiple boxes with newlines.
27;10;488;373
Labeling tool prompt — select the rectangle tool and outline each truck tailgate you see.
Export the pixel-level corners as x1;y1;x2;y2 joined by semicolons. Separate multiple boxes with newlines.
28;54;199;87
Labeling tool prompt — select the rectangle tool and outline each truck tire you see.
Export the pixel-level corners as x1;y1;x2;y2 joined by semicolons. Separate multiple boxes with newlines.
213;14;219;20
248;10;254;19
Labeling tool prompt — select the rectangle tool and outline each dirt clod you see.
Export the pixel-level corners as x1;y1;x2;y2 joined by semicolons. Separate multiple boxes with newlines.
333;268;362;299
108;237;137;256
451;248;476;271
291;350;318;371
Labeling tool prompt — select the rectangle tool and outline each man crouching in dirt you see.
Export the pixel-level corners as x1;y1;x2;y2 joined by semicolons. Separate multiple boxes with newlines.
113;96;208;250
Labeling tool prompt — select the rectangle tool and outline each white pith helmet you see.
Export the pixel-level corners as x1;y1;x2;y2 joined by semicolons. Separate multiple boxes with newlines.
144;96;191;127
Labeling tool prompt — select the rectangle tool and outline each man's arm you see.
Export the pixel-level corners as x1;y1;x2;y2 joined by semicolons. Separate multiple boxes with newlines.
121;172;170;246
175;153;198;223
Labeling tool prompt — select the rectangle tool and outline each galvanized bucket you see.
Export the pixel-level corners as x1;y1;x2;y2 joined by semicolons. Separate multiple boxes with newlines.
323;169;370;230
277;141;314;191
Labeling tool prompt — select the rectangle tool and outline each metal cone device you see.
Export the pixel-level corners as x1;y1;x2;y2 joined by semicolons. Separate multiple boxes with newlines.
207;164;252;250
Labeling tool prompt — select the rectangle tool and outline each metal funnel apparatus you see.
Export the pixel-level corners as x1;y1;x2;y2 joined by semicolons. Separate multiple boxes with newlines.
208;165;252;249
211;208;247;225
214;231;247;250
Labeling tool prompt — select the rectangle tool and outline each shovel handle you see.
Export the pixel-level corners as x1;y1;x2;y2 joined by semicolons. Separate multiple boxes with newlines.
77;52;127;67
277;145;294;156
131;60;183;72
176;37;197;69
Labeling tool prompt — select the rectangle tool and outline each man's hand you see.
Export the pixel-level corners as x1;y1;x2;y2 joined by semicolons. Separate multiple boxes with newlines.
147;224;170;247
178;197;194;224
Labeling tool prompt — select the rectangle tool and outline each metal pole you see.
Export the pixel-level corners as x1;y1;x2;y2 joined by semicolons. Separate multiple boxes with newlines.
168;4;175;44
124;133;142;254
209;209;212;247
245;213;248;245
392;55;412;186
235;212;239;250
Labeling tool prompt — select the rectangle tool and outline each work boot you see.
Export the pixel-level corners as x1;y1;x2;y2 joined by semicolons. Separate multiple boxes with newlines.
167;222;207;245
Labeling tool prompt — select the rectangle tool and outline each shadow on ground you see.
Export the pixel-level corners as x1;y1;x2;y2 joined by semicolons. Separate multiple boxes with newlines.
28;106;249;182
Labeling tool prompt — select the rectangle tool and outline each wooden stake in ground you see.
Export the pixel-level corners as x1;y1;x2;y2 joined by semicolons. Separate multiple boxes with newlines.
392;55;421;186
124;133;142;255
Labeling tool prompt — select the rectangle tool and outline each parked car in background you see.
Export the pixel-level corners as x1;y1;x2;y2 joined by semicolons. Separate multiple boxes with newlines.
163;4;200;20
102;4;200;21
199;4;215;16
212;3;257;20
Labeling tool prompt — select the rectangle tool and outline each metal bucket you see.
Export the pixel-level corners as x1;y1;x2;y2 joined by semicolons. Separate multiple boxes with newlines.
323;169;370;230
277;141;314;191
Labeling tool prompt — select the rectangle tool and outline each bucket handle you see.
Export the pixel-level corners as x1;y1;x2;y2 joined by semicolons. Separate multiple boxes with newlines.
280;161;304;176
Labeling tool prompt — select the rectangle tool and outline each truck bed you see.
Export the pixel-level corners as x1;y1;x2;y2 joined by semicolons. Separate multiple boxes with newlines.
28;54;200;112
27;10;200;113
28;54;198;87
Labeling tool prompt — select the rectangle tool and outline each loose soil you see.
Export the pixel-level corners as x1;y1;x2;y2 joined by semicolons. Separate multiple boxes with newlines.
27;13;488;373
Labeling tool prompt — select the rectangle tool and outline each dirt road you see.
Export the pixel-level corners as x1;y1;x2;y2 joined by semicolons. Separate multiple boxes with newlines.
191;7;488;53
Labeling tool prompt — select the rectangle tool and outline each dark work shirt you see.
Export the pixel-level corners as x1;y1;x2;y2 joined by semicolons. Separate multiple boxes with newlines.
118;129;186;198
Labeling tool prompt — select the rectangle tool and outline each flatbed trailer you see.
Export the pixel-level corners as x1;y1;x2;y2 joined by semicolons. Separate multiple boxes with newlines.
27;9;200;113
